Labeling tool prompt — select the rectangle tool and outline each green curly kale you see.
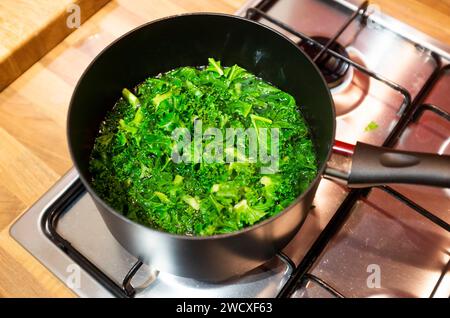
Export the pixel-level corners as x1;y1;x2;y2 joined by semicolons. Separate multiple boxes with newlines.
89;58;317;236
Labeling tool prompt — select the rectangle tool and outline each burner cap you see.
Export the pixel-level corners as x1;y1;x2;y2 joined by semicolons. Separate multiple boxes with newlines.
298;36;351;88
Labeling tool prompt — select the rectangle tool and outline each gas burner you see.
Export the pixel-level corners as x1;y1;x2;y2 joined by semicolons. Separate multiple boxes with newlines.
332;47;370;116
298;36;351;89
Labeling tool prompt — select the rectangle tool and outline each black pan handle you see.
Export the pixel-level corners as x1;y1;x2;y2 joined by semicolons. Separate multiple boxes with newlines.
346;142;450;188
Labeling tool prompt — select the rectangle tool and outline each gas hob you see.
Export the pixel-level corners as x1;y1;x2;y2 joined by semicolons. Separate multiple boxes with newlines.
11;0;450;298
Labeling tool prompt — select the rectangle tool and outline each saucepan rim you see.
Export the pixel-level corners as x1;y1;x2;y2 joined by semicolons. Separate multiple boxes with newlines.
67;12;336;241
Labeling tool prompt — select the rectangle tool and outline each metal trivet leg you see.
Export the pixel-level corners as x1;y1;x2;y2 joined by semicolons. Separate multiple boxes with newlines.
122;260;144;297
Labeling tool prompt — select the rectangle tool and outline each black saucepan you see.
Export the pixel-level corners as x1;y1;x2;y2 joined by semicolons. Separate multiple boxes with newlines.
67;13;450;281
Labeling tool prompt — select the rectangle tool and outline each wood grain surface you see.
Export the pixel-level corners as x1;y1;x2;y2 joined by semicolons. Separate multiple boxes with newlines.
371;0;450;44
0;0;448;297
0;0;245;298
0;0;110;92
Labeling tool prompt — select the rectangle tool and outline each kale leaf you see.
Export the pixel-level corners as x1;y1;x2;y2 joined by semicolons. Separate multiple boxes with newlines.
89;58;318;236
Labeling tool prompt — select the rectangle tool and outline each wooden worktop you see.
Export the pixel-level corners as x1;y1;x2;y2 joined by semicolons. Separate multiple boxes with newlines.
0;0;449;297
0;0;110;91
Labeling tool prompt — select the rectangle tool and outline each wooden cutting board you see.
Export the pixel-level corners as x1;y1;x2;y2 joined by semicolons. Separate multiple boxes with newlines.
0;0;110;91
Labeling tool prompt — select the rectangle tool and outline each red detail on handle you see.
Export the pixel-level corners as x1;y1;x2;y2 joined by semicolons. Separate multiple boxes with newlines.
333;140;355;156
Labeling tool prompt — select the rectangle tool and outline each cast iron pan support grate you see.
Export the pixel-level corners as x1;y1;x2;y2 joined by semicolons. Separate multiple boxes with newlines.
243;0;448;298
42;179;142;298
41;183;295;298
